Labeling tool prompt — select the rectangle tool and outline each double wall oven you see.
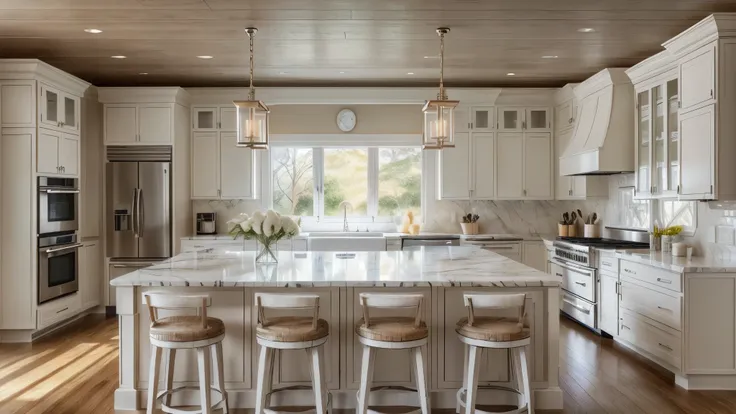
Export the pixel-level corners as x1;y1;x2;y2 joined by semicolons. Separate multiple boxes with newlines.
37;177;80;304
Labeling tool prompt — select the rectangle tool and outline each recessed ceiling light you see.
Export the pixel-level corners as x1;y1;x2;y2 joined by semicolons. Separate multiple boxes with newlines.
407;72;415;75
339;71;346;74
578;28;595;33
111;55;126;59
423;55;439;59
139;72;148;75
197;55;214;59
507;72;516;76
542;55;559;59
279;71;289;75
84;28;102;34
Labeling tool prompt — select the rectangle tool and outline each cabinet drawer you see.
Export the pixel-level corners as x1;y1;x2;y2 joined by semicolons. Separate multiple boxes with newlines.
620;278;682;330
598;255;619;274
619;309;681;370
620;260;681;292
37;293;81;330
551;262;595;302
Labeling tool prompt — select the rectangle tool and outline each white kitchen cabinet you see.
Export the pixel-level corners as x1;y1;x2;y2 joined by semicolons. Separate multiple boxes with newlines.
80;242;101;311
599;272;620;337
679;44;715;112
526;107;551;131
471;106;495;132
104;103;173;145
454;106;471;133
555;98;576;132
496;133;524;199
523;133;552;199
0;81;35;128
192;105;237;132
37;128;79;176
522;241;547;272
191;132;219;198
497;107;523;131
191;131;256;200
437;132;470;200
471;133;495;199
219;132;255;199
678;104;714;198
39;83;80;134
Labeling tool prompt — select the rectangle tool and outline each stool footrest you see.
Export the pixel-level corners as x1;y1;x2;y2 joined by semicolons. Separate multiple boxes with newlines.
456;386;528;414
263;385;332;414
156;385;227;414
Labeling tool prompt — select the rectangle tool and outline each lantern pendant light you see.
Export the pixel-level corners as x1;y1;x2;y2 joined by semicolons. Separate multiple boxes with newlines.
422;27;459;150
234;27;270;150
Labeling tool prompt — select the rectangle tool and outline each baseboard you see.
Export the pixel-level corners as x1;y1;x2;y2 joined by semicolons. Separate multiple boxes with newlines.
676;374;736;390
0;307;104;343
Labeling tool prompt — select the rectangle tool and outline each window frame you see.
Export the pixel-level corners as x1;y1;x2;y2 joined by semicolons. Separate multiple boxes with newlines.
263;134;423;223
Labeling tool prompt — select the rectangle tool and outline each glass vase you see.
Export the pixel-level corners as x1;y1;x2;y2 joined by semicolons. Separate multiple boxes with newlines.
255;239;278;264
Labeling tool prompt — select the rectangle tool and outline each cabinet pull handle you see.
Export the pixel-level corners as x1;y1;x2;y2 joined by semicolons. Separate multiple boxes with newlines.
658;343;673;351
656;277;672;284
56;307;69;314
602;261;612;266
555;272;563;277
574;281;587;287
677;185;680;194
710;89;713;97
657;305;671;311
621;324;630;330
615;281;619;295
624;268;636;275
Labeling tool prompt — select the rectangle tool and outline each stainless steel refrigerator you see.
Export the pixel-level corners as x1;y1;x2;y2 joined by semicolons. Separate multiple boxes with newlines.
107;161;171;260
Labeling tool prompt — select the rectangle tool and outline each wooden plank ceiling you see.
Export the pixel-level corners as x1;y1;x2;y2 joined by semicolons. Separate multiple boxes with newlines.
1;0;736;87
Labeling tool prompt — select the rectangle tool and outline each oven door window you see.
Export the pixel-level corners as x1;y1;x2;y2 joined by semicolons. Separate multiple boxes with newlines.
47;193;75;222
48;251;76;287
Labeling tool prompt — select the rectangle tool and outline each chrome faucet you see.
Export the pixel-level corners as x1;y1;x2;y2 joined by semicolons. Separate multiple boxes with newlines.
338;201;353;232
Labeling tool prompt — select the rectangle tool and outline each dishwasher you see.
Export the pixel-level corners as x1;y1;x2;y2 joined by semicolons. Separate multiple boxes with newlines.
401;236;460;250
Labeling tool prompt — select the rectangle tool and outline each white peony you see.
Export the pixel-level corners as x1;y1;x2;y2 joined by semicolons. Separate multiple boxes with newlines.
281;216;300;236
262;210;282;237
239;217;253;233
250;211;265;234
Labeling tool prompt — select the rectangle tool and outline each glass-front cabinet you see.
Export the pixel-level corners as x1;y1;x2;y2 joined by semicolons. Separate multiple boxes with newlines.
635;79;679;198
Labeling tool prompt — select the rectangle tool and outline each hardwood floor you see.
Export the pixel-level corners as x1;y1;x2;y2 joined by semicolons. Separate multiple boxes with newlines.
0;314;735;413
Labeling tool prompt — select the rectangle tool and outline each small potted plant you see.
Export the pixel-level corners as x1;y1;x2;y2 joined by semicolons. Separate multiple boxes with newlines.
661;225;683;253
461;213;480;235
228;210;301;264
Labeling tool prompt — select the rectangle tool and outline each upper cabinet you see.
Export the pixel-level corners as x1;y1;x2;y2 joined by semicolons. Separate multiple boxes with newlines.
37;129;79;176
498;107;523;131
471;107;495;132
190;131;256;200
104;104;173;145
525;108;551;131
0;81;36;128
193;105;237;132
39;83;80;134
438;132;471;200
679;45;715;112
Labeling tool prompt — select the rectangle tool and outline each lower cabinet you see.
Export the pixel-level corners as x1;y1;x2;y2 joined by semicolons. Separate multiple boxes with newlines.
79;241;102;311
619;309;682;370
522;241;547;272
598;272;619;336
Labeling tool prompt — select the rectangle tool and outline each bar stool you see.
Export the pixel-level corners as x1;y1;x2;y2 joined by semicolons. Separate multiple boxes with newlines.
143;292;229;414
355;293;430;414
455;293;532;414
254;293;330;414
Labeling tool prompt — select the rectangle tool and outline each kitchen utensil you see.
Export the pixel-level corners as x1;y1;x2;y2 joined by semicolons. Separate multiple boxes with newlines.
591;212;597;224
570;211;577;224
577;209;583;223
563;212;570;225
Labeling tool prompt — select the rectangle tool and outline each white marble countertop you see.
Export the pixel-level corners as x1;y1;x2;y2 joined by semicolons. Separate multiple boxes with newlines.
111;246;561;288
616;250;736;273
182;233;544;241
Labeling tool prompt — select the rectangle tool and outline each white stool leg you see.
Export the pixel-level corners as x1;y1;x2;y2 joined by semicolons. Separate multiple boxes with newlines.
197;346;213;414
309;345;328;414
147;345;162;414
255;345;273;414
464;345;481;414
356;345;375;414
519;347;532;414
411;347;430;414
265;349;276;408
457;343;468;414
163;348;176;407
212;342;228;414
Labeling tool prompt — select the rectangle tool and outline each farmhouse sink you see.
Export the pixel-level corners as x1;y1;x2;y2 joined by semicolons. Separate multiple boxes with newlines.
308;236;387;251
308;232;385;238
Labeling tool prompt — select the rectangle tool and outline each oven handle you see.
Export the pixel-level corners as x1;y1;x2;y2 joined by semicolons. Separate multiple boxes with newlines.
562;297;591;314
45;243;83;254
40;189;80;194
550;257;595;276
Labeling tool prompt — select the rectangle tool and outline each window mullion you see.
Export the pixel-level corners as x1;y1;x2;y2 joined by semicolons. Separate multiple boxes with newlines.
368;148;378;217
314;148;324;218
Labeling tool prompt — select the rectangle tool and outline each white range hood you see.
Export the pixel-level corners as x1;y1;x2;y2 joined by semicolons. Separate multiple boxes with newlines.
559;68;635;176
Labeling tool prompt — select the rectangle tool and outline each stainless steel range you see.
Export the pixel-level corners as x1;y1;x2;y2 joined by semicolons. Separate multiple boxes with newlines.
550;228;648;333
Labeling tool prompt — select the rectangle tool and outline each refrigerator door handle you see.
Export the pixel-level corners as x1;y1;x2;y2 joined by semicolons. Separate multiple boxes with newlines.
138;188;145;237
132;188;139;237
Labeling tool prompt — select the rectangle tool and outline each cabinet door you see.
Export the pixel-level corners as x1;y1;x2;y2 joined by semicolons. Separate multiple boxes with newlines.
191;132;220;198
105;105;138;144
61;93;80;132
39;83;61;130
523;133;552;199
139;105;172;143
37;129;60;174
454;106;471;133
472;133;495;199
679;105;714;198
471;106;494;132
522;241;547;272
526;107;551;131
635;90;652;196
498;107;523;131
599;273;619;336
438;132;470;200
81;243;101;310
680;45;715;111
219;106;237;131
496;133;523;199
555;128;574;199
220;132;255;199
58;134;79;176
193;107;217;130
554;99;574;132
1;81;35;127
652;84;667;195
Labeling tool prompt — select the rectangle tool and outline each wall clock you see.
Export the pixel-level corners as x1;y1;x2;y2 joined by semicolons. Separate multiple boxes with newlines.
337;109;357;132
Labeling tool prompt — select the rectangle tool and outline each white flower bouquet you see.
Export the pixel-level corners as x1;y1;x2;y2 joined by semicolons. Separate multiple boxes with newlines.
227;210;301;263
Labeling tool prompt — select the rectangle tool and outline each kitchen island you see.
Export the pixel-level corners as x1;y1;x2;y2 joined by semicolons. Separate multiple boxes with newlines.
111;246;562;411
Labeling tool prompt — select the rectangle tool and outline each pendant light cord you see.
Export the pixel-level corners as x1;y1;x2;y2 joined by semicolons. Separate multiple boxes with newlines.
248;30;255;100
437;29;448;100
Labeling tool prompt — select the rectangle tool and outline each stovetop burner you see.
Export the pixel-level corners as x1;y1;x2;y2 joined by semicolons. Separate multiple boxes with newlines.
556;237;649;249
